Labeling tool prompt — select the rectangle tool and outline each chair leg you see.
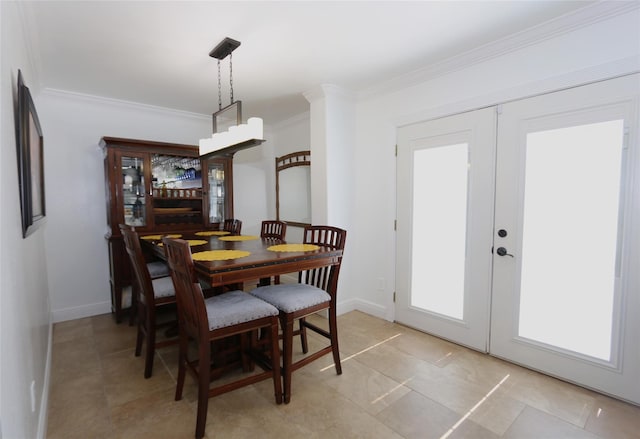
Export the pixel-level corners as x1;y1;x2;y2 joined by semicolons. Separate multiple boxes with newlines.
174;333;188;401
144;317;156;379
281;314;295;404
134;302;144;357
195;340;211;439
299;317;309;354
268;320;283;405
329;307;342;375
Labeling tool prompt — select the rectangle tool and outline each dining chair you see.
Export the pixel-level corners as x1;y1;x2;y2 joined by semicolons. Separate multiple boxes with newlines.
259;220;287;285
260;220;287;240
120;225;178;378
250;225;346;403
223;218;242;235
119;224;171;325
163;237;283;439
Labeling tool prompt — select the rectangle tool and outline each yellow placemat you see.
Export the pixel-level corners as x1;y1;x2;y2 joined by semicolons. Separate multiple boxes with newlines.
158;239;207;247
191;250;251;261
218;235;259;241
268;244;320;252
140;234;182;241
195;231;231;236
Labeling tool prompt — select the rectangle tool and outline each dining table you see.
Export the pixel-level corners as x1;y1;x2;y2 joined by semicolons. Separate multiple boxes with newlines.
139;230;343;287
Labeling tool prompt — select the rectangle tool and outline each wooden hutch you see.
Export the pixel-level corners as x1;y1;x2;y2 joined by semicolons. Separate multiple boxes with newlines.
101;137;233;322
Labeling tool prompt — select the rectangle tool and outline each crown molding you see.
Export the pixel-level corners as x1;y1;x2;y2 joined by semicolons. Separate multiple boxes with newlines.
304;84;356;103
273;111;310;130
359;1;640;100
41;88;211;121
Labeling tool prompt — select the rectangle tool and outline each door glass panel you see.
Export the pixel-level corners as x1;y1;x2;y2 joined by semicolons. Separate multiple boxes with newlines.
121;156;145;227
207;163;226;223
519;120;624;360
411;143;469;319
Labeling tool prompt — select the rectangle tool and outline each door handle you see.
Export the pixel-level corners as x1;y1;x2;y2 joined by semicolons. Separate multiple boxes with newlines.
496;247;514;257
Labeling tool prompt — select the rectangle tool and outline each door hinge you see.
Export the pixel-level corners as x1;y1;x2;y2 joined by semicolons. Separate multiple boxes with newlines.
393;291;396;303
395;144;398;157
394;219;397;231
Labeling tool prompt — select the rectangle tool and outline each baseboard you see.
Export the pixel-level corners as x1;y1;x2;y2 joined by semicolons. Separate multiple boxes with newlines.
337;298;389;321
51;301;112;323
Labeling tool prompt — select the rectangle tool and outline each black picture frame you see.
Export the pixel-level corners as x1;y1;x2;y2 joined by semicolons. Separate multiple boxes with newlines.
16;70;45;238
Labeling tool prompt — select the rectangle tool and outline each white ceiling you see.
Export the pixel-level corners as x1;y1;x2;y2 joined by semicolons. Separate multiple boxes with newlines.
22;1;596;125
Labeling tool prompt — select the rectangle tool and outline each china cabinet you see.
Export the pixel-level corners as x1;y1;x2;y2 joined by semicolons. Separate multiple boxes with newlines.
101;137;233;321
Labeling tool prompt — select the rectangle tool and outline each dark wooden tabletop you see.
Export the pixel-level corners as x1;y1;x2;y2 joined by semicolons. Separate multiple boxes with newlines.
141;233;343;287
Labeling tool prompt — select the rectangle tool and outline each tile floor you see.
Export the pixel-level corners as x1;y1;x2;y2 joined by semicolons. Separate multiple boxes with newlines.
47;310;639;439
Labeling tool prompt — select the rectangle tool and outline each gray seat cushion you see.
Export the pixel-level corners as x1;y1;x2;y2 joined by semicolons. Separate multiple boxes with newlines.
205;290;279;330
151;276;175;299
250;283;330;313
147;261;170;279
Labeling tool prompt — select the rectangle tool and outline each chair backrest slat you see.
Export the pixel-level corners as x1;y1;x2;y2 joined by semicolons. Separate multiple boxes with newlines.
223;219;242;235
120;224;154;306
163;238;208;339
260;220;287;240
300;226;346;295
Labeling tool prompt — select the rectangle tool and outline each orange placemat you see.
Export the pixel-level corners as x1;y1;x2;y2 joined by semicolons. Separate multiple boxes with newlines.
195;231;230;236
191;250;251;261
158;239;207;247
140;234;182;241
267;244;320;252
218;235;259;241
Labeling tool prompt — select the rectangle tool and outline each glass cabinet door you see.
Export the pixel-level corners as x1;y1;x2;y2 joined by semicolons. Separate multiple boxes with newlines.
121;154;147;227
207;161;226;224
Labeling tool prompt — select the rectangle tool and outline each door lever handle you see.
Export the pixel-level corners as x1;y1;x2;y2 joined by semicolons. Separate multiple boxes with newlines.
496;247;514;257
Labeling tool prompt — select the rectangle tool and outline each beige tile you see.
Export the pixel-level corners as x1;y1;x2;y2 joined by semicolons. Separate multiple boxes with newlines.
467;391;526;436
503;406;603;439
50;336;102;385
322;357;412;415
47;372;113;439
201;385;307;438
92;319;138;356
110;387;196;439
101;348;176;407
504;369;597;427
355;339;437;383
584;394;640;439
274;373;374;433
310;409;405;439
52;317;94;344
377;390;496;439
387;327;462;367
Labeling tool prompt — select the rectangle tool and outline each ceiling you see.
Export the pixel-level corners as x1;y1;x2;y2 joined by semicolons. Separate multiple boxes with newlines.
22;1;596;126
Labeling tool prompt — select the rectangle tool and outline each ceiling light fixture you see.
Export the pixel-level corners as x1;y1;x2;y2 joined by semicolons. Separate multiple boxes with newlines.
199;37;264;157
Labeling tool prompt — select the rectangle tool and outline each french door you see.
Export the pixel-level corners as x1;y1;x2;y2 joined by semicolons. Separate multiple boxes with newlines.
395;74;640;403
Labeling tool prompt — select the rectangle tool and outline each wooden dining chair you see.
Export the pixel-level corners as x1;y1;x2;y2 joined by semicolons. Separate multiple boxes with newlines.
259;220;287;285
260;220;287;240
119;224;171;325
250;225;346;403
223;218;242;235
163;237;283;439
120;226;178;378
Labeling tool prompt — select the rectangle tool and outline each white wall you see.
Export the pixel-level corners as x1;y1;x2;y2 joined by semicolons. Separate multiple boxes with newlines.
348;3;640;321
0;3;51;438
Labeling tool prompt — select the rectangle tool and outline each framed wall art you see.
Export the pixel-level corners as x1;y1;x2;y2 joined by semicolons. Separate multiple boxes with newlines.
16;70;45;238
